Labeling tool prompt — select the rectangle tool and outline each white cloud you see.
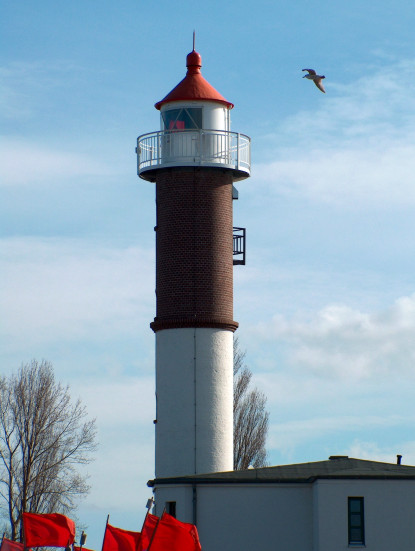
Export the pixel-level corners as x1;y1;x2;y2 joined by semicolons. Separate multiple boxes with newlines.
252;294;415;381
244;291;415;465
0;60;86;120
267;419;415;466
0;140;115;186
346;440;415;466
72;376;155;428
255;144;415;207
71;376;156;509
250;59;415;208
0;60;127;187
268;414;408;452
1;236;154;351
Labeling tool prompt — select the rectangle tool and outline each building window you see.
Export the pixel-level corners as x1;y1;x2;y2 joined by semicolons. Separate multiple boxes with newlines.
166;501;176;518
348;497;365;546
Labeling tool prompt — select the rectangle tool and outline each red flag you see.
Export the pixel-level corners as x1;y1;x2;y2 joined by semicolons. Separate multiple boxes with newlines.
23;512;76;547
102;524;140;551
0;538;24;551
137;514;159;551
148;513;201;551
74;547;95;551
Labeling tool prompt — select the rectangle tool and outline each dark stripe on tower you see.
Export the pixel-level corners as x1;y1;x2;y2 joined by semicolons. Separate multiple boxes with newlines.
150;167;238;333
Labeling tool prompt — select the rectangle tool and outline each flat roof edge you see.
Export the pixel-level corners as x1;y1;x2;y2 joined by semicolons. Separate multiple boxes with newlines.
148;474;415;487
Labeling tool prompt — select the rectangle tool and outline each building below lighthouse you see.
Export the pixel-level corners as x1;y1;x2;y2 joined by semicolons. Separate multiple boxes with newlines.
148;456;415;550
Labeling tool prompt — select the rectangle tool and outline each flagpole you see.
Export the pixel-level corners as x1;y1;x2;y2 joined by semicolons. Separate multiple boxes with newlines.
136;498;154;551
79;531;86;551
22;519;26;551
100;515;110;551
141;498;152;529
145;514;162;551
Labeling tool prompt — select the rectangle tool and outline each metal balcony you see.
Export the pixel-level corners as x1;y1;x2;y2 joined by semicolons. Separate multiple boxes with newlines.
136;129;251;182
233;227;246;265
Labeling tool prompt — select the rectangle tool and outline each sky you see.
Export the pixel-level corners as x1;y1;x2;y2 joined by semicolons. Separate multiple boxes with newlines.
2;0;415;547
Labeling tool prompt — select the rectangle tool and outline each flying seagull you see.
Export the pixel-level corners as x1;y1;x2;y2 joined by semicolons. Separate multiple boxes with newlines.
302;69;326;93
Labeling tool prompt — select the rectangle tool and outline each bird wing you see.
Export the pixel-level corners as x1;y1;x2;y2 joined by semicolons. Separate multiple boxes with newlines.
302;68;316;75
313;78;325;93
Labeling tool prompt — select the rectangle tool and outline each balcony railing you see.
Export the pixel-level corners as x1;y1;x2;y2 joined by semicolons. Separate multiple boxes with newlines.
233;227;246;265
137;129;251;181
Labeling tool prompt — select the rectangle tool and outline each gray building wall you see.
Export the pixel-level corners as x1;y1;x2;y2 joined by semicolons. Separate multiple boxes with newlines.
154;478;415;551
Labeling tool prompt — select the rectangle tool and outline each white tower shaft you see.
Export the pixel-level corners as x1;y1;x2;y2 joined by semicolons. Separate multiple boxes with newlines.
156;328;233;477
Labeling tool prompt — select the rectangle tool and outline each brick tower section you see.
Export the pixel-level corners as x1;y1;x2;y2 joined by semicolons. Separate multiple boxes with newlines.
150;167;238;333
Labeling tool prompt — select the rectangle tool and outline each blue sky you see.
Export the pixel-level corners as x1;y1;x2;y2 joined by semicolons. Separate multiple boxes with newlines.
2;0;415;547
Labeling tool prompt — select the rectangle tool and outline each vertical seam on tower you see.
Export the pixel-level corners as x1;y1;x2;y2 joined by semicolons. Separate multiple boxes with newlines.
193;326;197;475
193;168;197;475
192;168;197;315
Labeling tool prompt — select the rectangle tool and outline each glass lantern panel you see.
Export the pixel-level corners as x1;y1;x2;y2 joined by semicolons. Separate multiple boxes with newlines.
162;108;202;130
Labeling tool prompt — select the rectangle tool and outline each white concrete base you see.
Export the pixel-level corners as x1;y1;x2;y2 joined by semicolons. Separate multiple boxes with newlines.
155;327;233;478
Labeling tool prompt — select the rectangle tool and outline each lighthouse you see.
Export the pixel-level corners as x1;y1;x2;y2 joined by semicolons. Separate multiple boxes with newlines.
137;44;251;480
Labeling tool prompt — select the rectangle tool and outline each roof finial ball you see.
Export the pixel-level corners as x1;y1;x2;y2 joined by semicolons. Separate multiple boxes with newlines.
187;30;202;73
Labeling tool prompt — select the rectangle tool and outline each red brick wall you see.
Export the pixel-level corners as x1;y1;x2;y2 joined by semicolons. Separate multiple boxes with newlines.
151;167;238;332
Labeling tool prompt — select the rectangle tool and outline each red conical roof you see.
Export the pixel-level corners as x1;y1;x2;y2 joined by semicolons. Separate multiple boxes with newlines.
155;50;234;110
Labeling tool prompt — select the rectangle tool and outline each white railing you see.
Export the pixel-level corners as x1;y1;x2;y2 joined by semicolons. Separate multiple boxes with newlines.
136;129;251;177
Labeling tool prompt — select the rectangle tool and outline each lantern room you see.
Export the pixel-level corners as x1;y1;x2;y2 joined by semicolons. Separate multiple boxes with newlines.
136;48;251;182
159;101;229;133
